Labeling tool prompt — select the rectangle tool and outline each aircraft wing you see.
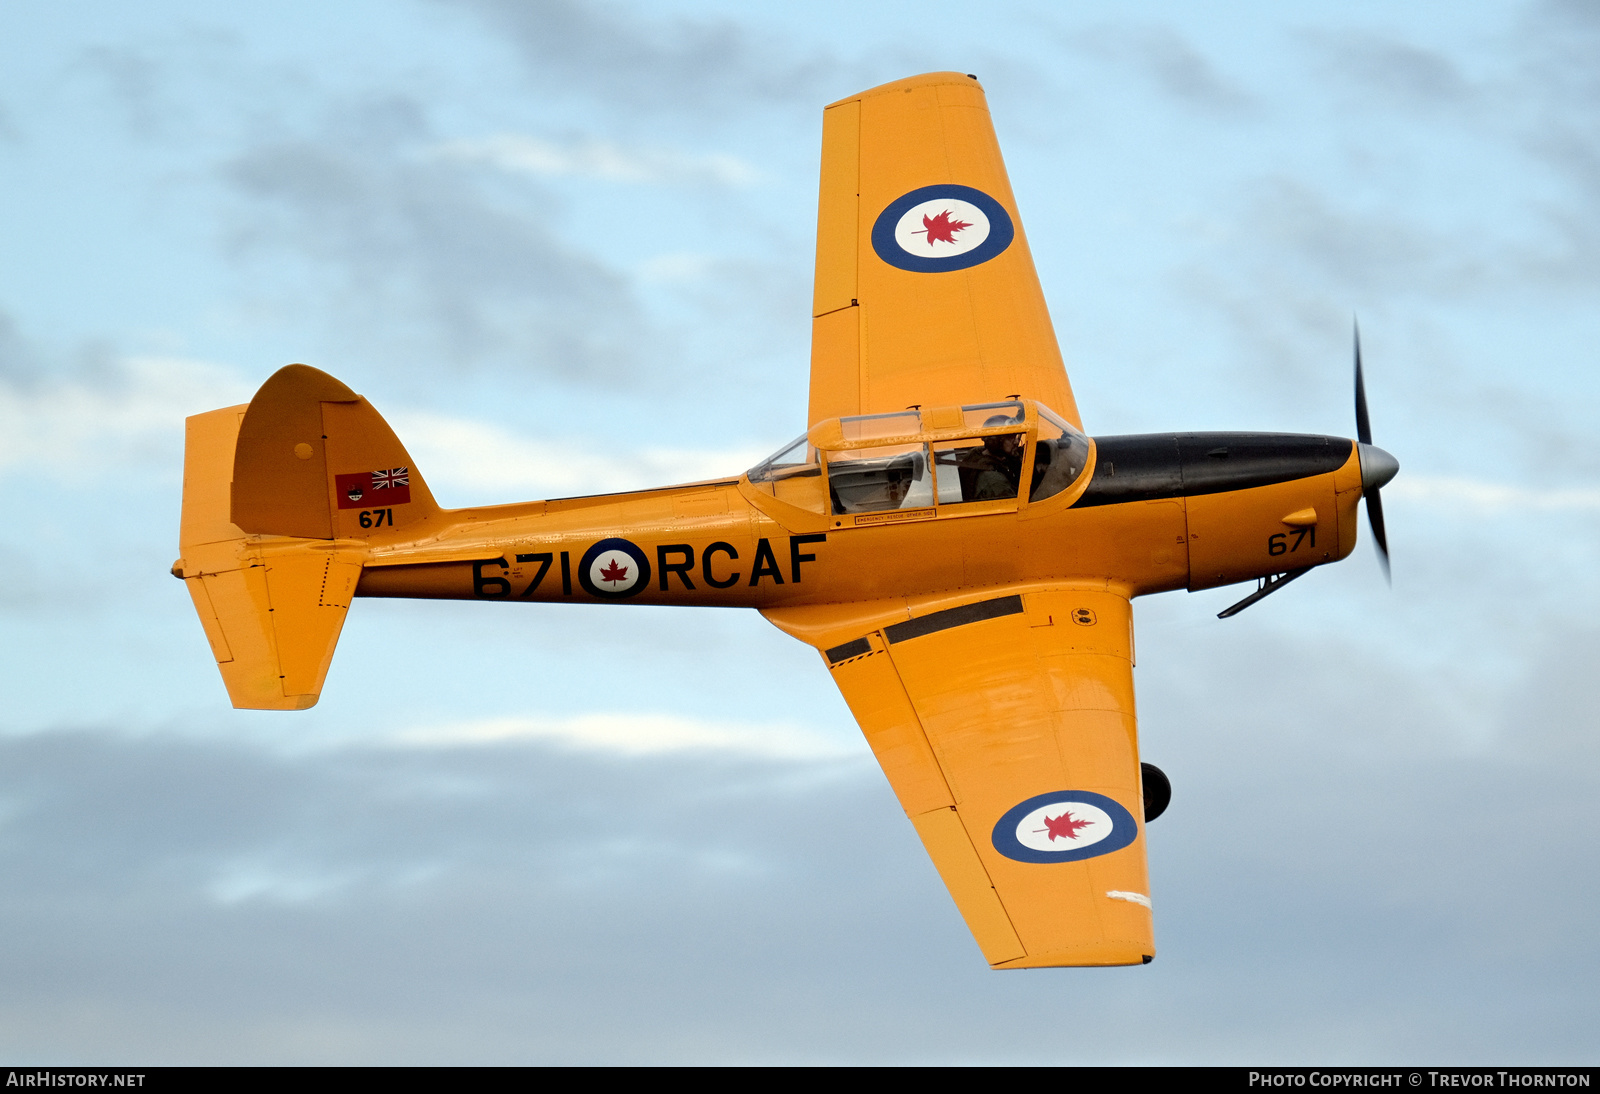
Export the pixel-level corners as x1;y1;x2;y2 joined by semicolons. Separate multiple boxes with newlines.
808;72;1081;429
766;587;1153;967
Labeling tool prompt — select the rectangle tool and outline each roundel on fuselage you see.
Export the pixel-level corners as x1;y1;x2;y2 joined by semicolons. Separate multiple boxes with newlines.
871;184;1015;273
578;537;651;599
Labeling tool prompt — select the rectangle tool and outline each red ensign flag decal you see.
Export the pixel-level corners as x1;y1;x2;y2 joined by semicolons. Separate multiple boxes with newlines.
336;468;412;509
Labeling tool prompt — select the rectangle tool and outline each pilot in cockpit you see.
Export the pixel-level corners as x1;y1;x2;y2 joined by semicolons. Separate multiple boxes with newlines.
965;414;1025;500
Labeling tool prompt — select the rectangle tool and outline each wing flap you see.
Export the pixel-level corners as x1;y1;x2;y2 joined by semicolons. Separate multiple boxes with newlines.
820;632;1028;963
808;304;862;421
824;632;954;815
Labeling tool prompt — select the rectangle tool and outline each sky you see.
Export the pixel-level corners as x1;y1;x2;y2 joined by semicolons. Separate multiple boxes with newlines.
0;0;1598;1065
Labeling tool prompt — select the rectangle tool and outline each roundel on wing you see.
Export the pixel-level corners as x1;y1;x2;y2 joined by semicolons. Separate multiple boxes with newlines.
871;184;1015;273
577;537;651;600
991;790;1139;864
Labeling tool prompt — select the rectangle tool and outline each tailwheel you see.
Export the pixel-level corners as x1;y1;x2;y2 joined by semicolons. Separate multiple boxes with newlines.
1141;762;1171;822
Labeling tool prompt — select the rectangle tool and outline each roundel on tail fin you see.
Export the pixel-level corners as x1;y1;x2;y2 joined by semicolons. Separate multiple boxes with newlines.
871;185;1014;273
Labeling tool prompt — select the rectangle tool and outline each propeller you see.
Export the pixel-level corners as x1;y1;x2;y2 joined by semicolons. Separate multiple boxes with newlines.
1353;321;1400;582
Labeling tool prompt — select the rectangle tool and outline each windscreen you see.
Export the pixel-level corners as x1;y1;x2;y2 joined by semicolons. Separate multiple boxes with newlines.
1030;406;1091;502
747;435;825;513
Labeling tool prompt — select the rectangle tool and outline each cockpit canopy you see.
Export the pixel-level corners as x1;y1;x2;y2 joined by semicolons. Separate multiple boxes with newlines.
746;400;1090;518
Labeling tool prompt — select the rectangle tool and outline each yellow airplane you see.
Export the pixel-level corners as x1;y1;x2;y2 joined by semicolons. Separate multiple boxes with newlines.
174;72;1398;969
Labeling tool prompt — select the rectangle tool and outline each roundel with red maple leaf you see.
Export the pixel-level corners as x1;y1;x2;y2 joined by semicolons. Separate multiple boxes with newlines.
871;184;1015;273
577;537;652;600
991;790;1138;864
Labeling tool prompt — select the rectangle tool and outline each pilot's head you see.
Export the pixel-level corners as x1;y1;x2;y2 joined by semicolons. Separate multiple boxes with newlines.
982;413;1024;457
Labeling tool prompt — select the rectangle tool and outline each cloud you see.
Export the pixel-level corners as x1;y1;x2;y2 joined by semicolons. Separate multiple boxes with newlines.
1306;30;1476;109
446;0;841;111
1520;0;1600;107
0;696;1595;1062
1170;176;1507;397
207;856;361;906
392;409;764;501
1505;2;1600;286
637;252;720;285
222;103;641;377
391;711;859;761
1390;474;1600;513
0;309;33;379
75;44;171;138
1071;25;1253;112
0;728;919;1062
0;354;249;480
1287;7;1600;297
1241;180;1472;296
0;342;761;500
432;134;760;186
1178;177;1470;324
1138;15;1600;414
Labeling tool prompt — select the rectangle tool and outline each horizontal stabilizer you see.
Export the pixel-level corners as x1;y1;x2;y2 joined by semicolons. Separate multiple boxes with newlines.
184;543;362;710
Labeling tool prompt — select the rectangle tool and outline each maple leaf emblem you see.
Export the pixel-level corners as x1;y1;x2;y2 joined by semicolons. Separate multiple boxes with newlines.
917;209;973;246
598;558;630;585
1040;811;1092;842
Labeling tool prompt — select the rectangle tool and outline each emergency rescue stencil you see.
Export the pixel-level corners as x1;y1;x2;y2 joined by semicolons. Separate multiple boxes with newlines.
871;184;1014;272
992;790;1138;864
578;537;651;599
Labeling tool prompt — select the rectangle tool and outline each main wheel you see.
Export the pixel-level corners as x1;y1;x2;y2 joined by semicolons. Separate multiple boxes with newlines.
1141;762;1171;822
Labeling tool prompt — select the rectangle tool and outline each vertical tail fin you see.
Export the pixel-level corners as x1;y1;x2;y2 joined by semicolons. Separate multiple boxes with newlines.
230;363;441;539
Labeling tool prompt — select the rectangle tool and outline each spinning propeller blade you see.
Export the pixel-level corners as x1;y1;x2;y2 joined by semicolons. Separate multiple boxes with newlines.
1353;321;1399;582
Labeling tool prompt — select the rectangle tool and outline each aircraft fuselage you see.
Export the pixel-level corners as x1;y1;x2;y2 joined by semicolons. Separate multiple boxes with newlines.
352;431;1366;611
